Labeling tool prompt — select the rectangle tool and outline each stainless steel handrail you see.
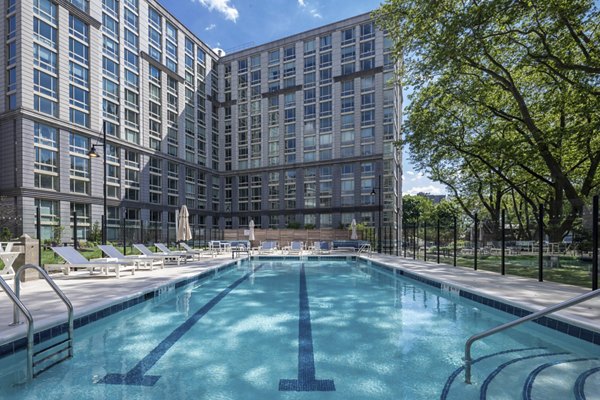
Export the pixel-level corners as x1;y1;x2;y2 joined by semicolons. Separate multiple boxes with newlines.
13;264;74;360
464;288;600;384
0;276;34;380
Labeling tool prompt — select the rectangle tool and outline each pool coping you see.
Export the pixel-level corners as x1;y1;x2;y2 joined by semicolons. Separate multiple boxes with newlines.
360;257;600;346
0;260;241;361
1;254;598;361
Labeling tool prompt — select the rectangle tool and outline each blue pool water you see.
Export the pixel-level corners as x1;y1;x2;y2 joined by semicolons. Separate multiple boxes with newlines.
0;260;599;399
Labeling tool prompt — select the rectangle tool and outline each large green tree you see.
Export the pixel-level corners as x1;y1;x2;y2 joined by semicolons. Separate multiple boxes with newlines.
374;0;600;241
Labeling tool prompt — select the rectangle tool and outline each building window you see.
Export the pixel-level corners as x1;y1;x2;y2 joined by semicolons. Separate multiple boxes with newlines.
34;122;58;190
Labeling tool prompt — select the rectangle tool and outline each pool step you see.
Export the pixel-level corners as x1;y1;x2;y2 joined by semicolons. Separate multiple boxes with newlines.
442;348;600;400
32;337;72;378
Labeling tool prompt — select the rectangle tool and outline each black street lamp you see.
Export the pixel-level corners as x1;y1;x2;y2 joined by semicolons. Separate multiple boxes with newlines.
370;174;383;253
87;127;107;245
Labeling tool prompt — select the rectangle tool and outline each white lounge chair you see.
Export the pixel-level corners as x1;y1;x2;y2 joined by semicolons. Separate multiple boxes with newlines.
258;241;278;254
312;241;331;254
49;246;135;278
133;244;182;265
155;243;193;262
180;242;215;258
287;241;304;255
98;245;164;270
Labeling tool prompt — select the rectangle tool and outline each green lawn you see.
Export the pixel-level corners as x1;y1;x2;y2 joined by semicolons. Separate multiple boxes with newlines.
431;253;593;288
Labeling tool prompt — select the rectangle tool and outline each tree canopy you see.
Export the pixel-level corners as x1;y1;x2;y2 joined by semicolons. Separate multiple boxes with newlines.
374;0;600;241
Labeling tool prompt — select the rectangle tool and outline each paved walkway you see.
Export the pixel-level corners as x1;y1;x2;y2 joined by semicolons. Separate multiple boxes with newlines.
0;254;598;348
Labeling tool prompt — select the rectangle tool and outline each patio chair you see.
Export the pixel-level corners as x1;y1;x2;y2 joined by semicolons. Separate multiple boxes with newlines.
287;241;304;255
49;246;135;278
258;241;278;254
155;243;194;262
98;244;164;270
312;241;331;254
180;242;216;258
133;244;182;265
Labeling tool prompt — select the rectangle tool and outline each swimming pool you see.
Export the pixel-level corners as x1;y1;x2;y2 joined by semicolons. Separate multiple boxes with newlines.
0;259;599;399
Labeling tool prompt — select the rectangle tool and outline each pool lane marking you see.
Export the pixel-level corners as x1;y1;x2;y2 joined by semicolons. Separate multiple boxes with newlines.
99;265;262;386
279;263;335;391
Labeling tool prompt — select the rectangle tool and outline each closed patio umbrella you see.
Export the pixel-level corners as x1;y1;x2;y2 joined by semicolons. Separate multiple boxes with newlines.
351;219;358;240
248;219;256;241
177;205;192;242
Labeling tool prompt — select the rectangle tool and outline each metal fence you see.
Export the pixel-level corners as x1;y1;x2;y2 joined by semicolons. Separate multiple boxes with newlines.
401;196;599;290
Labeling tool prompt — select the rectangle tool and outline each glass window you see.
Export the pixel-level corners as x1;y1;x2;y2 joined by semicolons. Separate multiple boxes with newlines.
320;35;331;50
70;62;89;87
34;0;57;24
33;17;57;48
34;69;57;98
304;39;315;54
283;46;295;61
69;15;89;42
148;7;162;29
69;0;89;12
69;38;89;64
34;44;57;73
269;50;280;64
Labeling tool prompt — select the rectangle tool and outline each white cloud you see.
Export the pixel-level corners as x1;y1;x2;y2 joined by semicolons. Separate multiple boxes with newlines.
404;185;447;196
194;0;239;22
205;23;216;31
297;0;322;18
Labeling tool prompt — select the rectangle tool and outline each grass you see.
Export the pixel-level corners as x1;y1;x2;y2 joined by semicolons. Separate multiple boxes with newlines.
428;253;593;288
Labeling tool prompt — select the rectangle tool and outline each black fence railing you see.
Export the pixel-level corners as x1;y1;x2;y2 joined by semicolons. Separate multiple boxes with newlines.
401;196;599;290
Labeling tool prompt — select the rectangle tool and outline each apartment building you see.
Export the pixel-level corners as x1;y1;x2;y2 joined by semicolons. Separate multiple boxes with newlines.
0;0;402;243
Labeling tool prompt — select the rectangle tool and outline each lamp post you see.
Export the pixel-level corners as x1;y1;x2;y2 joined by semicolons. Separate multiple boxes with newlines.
371;174;383;253
87;127;107;245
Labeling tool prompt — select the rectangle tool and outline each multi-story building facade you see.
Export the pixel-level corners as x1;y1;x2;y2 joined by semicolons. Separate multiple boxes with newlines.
0;0;402;244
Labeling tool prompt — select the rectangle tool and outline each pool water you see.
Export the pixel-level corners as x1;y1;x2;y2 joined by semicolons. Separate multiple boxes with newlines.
0;260;599;399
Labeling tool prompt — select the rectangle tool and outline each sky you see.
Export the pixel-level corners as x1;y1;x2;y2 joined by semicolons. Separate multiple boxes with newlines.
160;0;447;196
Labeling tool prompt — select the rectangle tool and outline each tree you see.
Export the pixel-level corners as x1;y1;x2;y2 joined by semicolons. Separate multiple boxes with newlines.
402;195;434;224
374;0;600;242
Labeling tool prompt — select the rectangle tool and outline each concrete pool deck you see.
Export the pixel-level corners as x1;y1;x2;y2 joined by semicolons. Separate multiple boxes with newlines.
0;253;599;351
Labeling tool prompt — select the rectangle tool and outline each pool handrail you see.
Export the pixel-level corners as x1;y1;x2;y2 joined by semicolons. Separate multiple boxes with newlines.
464;288;600;384
0;275;34;380
12;264;74;380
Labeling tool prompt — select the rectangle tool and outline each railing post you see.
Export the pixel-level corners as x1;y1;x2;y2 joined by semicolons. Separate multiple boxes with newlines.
501;209;506;275
122;217;126;255
539;204;544;282
73;211;78;250
36;206;42;267
592;195;598;290
424;223;427;262
453;216;457;267
404;223;407;258
474;213;478;271
413;222;417;260
437;218;440;264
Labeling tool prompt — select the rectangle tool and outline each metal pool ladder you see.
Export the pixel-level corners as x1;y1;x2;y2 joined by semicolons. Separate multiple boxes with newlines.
464;288;600;384
0;264;74;381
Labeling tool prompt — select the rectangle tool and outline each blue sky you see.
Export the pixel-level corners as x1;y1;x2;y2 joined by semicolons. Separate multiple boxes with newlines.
160;0;446;196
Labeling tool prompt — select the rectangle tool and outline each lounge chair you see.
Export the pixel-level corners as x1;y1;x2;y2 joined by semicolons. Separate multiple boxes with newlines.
180;242;215;258
98;244;164;270
258;241;278;254
312;241;331;254
48;246;135;278
287;241;304;255
208;240;230;254
133;244;182;265
155;243;194;262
